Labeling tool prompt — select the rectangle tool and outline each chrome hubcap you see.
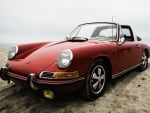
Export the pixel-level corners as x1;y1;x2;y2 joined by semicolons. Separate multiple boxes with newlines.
142;52;147;68
90;65;106;94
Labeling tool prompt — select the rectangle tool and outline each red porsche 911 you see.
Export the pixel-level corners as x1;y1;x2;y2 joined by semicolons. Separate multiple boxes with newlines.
0;22;150;100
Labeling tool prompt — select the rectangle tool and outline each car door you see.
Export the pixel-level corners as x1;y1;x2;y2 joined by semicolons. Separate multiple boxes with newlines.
117;42;141;71
116;26;141;72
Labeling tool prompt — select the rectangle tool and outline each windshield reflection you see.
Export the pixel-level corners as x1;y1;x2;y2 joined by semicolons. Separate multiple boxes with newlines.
69;23;117;41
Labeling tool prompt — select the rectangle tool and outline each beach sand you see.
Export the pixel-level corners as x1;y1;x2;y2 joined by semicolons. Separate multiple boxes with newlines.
0;48;150;113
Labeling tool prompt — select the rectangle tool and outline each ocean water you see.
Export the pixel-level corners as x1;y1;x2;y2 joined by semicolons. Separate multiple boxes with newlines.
0;43;17;48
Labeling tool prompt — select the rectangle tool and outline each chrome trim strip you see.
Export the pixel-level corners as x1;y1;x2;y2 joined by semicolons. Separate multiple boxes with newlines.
8;72;27;81
112;63;142;79
34;77;85;85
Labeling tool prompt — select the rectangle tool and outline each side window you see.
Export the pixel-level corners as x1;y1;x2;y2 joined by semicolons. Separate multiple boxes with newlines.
121;26;134;41
122;28;131;37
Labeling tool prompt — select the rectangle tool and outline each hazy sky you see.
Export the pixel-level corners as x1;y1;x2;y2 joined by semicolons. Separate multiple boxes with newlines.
0;0;150;44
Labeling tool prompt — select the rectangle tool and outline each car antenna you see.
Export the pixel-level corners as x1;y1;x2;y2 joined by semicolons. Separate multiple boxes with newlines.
112;16;114;22
112;16;114;40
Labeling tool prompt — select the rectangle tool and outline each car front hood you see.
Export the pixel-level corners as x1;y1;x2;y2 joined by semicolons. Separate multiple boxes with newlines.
8;40;100;76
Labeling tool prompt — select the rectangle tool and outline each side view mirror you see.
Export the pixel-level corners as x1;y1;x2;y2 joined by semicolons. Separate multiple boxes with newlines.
137;36;142;41
65;37;69;40
119;37;125;45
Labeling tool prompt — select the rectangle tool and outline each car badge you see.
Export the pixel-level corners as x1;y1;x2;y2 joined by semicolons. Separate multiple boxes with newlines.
26;61;31;64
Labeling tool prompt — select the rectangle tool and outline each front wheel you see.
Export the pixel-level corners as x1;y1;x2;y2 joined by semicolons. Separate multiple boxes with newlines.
80;59;108;101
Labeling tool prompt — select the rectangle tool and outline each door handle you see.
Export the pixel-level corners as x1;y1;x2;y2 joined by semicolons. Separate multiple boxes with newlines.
136;44;140;48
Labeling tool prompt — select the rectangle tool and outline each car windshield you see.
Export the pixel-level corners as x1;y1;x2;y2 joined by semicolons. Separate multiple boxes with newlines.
68;23;117;41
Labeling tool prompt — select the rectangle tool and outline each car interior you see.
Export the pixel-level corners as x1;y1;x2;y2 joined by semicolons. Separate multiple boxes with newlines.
121;25;134;41
91;25;117;41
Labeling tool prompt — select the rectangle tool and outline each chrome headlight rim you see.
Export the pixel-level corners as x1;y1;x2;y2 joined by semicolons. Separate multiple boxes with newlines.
57;49;73;69
8;46;18;60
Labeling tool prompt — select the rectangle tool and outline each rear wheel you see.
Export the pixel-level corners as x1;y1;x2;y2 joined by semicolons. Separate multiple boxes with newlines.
138;51;148;71
81;59;108;101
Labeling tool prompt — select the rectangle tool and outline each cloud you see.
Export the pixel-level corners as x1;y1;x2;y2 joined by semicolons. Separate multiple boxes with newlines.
0;0;150;44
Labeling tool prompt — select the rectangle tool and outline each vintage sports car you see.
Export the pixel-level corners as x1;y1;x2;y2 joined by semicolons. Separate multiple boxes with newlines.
0;22;150;100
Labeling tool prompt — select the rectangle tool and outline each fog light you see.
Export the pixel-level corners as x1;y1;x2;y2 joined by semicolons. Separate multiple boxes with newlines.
43;90;54;100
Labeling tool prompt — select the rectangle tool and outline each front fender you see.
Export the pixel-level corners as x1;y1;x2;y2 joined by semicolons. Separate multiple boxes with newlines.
13;42;50;59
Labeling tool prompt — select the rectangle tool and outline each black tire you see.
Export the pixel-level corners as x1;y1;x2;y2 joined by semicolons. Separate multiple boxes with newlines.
80;59;108;101
137;51;148;71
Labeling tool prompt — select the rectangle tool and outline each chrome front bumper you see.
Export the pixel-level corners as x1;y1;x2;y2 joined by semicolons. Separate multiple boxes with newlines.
0;66;85;99
0;67;85;90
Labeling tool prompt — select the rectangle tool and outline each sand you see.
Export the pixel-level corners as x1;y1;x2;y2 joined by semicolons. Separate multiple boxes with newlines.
0;48;150;113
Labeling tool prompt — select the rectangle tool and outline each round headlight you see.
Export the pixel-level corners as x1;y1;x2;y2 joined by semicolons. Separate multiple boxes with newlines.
8;46;18;60
57;49;73;68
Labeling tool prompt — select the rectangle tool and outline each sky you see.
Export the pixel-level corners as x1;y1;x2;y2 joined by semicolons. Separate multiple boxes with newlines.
0;0;150;44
